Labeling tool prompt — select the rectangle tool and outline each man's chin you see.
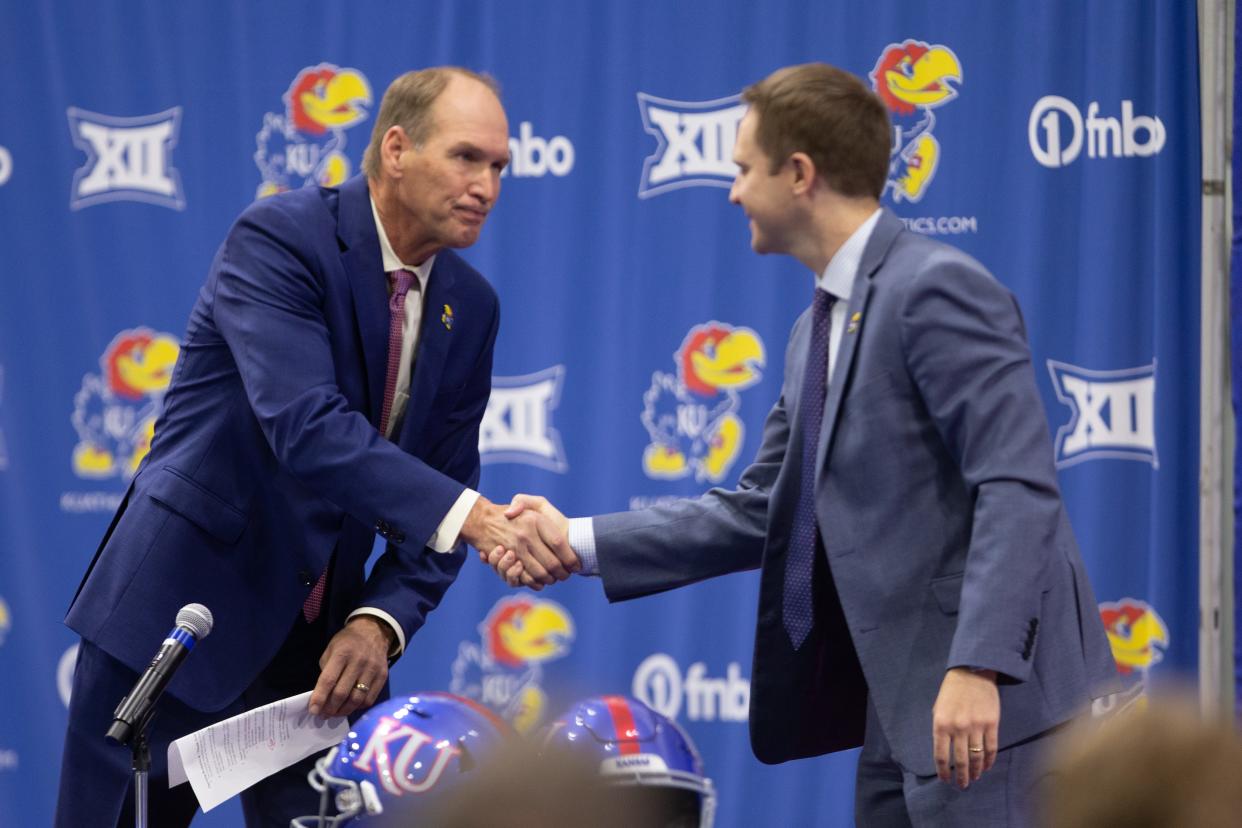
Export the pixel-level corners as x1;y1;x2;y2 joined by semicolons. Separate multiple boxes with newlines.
447;227;484;249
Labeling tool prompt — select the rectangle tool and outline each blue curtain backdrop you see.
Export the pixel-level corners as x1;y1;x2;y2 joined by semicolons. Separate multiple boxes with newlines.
0;2;1199;825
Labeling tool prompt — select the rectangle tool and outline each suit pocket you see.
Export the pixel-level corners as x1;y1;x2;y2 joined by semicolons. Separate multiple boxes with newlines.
145;466;248;544
930;573;964;615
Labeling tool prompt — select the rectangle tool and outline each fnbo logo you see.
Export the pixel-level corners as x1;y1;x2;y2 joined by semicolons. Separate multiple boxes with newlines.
632;653;749;722
505;122;574;178
1029;96;1165;168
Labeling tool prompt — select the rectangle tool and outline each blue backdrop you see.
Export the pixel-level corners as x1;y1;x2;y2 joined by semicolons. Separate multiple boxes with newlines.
0;2;1199;825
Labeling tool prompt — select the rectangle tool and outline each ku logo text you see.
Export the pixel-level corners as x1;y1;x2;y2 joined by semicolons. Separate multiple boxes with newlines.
351;717;456;795
68;107;184;209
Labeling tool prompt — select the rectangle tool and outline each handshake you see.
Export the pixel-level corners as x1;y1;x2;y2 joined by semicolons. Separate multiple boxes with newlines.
460;494;578;591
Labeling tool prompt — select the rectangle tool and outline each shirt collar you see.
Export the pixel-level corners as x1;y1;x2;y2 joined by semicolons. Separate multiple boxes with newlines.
816;208;882;303
370;195;435;289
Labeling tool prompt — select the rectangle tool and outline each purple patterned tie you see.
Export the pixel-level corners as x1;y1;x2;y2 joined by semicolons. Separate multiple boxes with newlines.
303;269;415;624
783;288;835;649
379;269;416;437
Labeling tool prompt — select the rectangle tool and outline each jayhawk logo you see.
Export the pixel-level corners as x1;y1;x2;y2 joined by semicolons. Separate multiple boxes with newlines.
71;328;180;479
641;322;765;483
1100;599;1169;676
450;596;575;734
254;64;372;199
1093;598;1169;717
869;40;963;203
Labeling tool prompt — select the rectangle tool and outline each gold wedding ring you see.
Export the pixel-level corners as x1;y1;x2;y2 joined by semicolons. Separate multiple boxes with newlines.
354;682;369;692
968;746;984;754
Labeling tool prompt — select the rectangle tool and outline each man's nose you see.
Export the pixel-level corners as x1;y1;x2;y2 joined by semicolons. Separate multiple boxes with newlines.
471;170;499;205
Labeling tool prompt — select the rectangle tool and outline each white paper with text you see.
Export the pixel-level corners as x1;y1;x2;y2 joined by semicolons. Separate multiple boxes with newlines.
167;691;348;812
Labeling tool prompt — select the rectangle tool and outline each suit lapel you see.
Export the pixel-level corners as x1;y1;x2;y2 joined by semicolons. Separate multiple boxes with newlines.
396;254;458;445
814;209;904;478
336;177;389;426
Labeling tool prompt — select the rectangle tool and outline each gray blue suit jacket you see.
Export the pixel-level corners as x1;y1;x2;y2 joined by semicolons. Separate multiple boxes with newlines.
593;209;1117;774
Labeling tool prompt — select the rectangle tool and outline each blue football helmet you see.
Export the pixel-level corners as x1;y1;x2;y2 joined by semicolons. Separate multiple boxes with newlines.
292;691;512;827
543;695;715;828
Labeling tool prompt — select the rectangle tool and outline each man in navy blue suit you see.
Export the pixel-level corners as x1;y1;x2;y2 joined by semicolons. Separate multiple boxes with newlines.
56;67;562;827
489;63;1117;826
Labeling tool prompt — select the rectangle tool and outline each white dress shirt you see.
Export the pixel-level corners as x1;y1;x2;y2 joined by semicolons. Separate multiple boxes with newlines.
348;197;484;653
571;208;883;575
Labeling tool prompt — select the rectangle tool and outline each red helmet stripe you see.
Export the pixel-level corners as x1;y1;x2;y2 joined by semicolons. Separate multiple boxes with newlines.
603;695;641;755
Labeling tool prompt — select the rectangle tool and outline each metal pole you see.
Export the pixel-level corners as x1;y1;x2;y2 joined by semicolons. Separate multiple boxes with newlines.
1198;0;1234;717
132;727;150;828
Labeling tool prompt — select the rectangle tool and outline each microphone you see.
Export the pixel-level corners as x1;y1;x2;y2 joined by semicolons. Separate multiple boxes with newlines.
105;603;213;746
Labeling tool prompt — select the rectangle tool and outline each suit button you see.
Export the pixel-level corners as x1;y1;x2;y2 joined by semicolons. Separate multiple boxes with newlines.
390;531;405;545
298;570;313;586
375;520;389;536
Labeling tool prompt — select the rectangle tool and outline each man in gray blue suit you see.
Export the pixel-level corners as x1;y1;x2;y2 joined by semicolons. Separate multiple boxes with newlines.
489;63;1117;826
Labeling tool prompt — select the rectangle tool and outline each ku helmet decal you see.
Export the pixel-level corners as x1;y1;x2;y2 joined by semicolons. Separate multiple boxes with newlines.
293;692;511;827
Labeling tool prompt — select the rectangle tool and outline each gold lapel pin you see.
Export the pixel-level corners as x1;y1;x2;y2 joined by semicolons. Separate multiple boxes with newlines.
846;311;862;334
441;304;454;330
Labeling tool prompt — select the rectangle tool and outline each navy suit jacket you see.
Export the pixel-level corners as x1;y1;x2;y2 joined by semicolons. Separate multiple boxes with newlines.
593;209;1117;774
66;175;499;712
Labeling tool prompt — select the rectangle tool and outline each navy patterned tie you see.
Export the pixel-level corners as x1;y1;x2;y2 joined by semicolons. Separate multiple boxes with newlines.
784;288;835;649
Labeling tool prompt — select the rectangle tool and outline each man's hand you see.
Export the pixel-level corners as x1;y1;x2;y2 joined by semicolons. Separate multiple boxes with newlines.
932;667;999;789
461;495;578;586
309;616;392;718
481;495;574;590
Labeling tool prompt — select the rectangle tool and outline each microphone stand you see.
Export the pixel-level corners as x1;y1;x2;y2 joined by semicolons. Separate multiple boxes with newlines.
128;708;156;828
132;729;150;828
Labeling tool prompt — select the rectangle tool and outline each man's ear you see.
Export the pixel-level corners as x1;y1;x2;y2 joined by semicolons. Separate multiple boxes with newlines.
789;151;816;196
381;126;410;177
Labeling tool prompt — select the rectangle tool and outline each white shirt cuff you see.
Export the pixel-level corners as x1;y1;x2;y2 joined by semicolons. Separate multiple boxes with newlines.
428;489;480;552
568;517;598;576
347;608;406;658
